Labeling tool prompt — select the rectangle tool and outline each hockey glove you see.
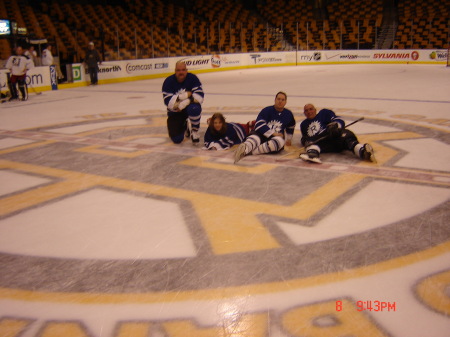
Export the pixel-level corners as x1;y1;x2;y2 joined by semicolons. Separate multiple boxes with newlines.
326;122;341;138
177;98;191;111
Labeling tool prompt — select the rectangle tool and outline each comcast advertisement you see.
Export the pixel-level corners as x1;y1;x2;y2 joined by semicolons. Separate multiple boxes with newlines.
66;49;448;86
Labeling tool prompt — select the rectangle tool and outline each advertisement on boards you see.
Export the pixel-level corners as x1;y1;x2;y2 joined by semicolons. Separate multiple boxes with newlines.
0;66;52;94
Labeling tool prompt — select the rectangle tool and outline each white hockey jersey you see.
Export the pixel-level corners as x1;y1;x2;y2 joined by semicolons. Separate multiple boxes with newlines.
41;48;54;66
6;54;34;76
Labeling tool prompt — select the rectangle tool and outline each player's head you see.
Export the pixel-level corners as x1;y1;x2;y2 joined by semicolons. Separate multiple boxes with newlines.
303;103;317;119
209;113;227;134
175;61;188;83
89;41;94;49
274;91;287;111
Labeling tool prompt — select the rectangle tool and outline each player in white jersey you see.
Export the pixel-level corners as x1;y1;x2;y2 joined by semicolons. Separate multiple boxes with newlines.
5;46;34;101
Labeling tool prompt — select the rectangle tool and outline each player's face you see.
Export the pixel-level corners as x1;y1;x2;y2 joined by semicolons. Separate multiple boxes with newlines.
274;93;287;111
175;63;188;83
213;118;223;132
304;104;317;119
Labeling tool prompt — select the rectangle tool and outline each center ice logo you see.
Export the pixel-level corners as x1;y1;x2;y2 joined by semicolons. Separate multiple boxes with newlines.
0;108;449;337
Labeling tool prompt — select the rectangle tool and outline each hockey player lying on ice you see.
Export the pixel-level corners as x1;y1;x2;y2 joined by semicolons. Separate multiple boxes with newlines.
299;103;376;163
203;113;256;150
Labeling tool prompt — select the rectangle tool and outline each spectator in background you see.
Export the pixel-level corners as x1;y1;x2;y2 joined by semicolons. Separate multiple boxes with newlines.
41;44;64;81
41;44;54;66
24;45;38;66
83;41;102;85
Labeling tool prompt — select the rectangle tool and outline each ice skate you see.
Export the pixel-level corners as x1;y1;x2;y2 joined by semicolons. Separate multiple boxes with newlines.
234;143;247;163
299;153;322;164
299;149;322;164
191;130;200;144
361;143;377;163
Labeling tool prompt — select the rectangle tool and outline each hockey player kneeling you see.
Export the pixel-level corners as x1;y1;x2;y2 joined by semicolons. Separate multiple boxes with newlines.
299;104;376;164
162;61;204;144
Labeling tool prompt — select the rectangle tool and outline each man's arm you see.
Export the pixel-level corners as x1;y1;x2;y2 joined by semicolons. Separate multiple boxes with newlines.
284;113;296;146
162;77;181;111
254;107;274;138
190;74;204;104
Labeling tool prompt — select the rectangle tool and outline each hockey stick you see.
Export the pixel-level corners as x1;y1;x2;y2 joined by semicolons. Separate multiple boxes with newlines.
276;117;365;161
28;84;42;95
340;117;365;129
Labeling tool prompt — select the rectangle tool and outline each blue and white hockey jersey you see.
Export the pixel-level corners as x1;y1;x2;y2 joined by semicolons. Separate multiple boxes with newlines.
162;73;204;113
300;108;345;145
204;122;246;150
254;106;296;139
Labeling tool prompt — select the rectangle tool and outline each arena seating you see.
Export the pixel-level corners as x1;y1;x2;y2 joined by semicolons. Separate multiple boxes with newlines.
395;0;449;49
0;0;447;64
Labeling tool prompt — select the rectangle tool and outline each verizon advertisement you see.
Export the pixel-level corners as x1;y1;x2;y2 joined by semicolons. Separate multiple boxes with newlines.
295;49;448;64
62;48;447;87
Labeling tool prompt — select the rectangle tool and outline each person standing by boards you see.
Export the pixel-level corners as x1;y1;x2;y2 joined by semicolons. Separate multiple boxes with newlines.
84;41;102;85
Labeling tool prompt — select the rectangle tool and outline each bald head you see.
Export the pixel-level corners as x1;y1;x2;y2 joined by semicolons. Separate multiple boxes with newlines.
175;61;188;83
303;103;317;119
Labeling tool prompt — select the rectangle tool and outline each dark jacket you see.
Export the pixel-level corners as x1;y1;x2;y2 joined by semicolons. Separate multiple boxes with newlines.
85;49;101;68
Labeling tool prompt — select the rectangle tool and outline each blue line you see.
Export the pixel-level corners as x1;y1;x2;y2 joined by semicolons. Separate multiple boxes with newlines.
73;89;450;104
207;92;450;104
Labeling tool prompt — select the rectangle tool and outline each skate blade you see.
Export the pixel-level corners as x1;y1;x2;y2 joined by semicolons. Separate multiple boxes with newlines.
299;153;322;164
365;144;377;163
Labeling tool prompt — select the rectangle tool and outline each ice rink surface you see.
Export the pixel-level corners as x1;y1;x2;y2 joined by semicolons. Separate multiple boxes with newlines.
0;64;449;336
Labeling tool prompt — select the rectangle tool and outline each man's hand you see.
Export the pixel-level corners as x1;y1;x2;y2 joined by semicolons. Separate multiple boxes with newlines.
178;91;192;100
177;98;191;111
326;122;341;138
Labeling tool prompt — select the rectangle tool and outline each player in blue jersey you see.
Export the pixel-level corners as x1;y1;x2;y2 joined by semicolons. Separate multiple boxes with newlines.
162;61;204;144
203;113;255;150
234;91;295;163
299;103;375;163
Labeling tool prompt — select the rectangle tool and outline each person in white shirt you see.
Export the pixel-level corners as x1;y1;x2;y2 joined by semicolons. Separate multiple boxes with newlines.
5;46;34;101
24;45;38;66
41;44;54;66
